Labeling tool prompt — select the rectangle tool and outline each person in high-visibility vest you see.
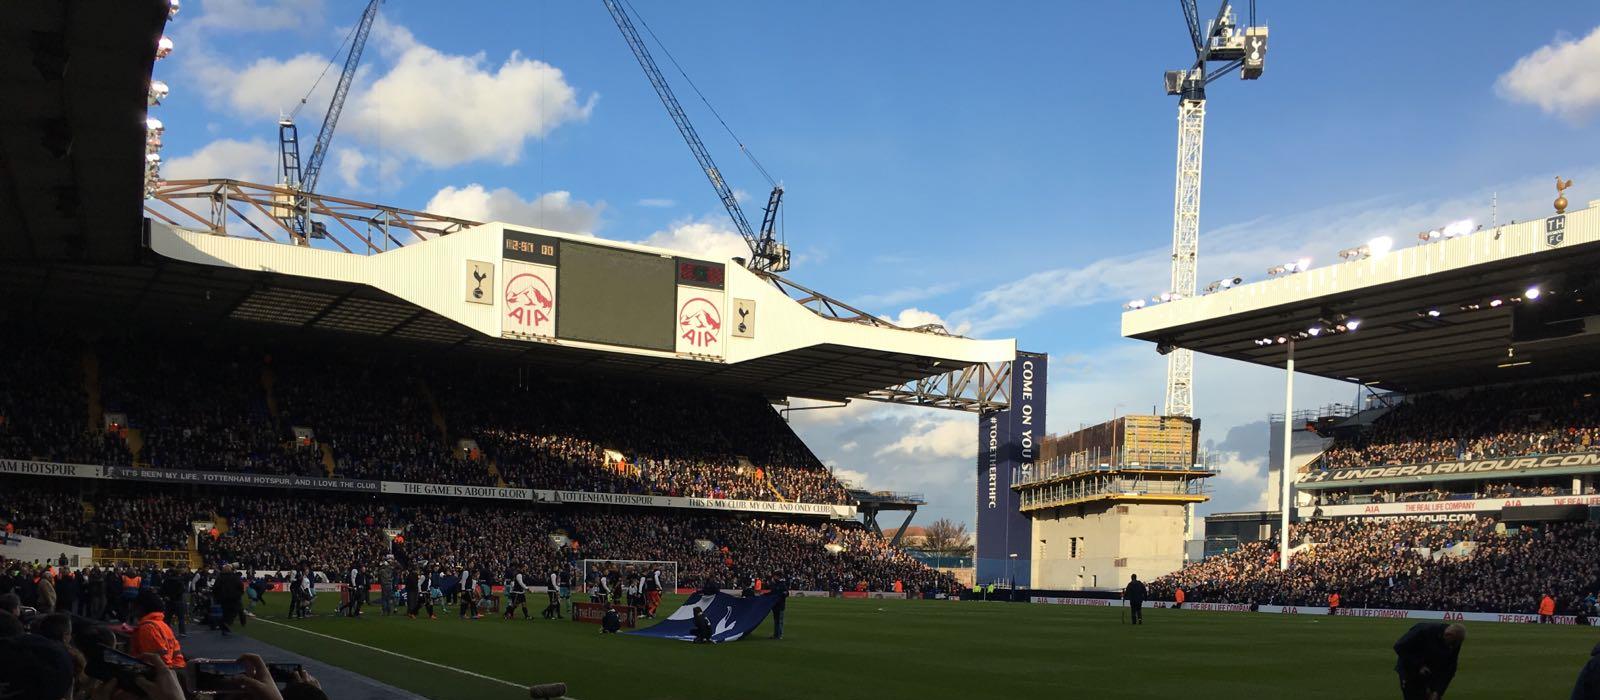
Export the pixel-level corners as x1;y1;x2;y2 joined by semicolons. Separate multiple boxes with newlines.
1174;587;1186;609
1540;594;1557;623
1328;592;1341;616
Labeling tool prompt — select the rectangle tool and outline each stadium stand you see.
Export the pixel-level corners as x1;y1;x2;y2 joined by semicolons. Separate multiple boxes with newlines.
1318;378;1600;472
0;479;956;598
1151;517;1600;614
0;329;850;504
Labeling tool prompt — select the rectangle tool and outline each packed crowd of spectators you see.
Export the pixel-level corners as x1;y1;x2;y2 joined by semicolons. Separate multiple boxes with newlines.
0;329;130;467
0;329;852;505
1151;516;1600;614
3;479;953;595
1;482;202;551
437;367;851;503
1320;379;1600;470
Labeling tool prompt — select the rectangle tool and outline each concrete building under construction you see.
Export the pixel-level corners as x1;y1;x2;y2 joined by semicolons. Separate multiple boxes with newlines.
1017;415;1215;590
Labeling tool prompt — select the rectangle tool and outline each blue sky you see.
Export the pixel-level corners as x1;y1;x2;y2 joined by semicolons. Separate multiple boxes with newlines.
157;1;1600;527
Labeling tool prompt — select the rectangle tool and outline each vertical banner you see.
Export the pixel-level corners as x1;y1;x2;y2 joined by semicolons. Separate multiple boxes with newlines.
976;351;1047;587
674;258;726;358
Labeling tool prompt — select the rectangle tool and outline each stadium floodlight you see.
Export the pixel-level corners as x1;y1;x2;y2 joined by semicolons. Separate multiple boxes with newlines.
145;117;163;132
1266;264;1286;276
168;0;181;18
1427;309;1441;317
1124;299;1147;310
145;152;160;163
1489;298;1503;307
1345;318;1361;331
148;80;169;106
1525;286;1541;300
1306;326;1322;336
1276;336;1287;344
157;36;174;59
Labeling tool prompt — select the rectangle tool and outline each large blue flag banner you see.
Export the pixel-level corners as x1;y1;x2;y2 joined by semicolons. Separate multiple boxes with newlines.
627;592;779;643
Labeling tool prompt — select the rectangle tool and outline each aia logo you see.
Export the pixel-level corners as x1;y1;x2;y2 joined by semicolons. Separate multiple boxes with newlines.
678;297;721;348
505;272;554;332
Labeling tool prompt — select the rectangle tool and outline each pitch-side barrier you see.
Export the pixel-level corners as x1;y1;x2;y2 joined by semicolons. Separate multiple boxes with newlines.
1029;596;1599;626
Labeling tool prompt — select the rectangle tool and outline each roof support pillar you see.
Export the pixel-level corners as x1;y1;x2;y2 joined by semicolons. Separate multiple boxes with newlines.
1280;339;1295;572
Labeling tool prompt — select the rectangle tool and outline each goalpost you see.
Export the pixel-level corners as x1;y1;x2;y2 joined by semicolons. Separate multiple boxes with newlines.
580;559;679;594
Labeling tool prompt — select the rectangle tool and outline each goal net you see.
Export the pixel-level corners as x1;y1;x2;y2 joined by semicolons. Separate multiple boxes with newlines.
580;559;678;595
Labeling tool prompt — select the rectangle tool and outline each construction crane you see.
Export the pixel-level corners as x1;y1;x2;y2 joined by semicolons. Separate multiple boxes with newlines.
276;0;382;241
1160;1;1267;418
601;0;789;273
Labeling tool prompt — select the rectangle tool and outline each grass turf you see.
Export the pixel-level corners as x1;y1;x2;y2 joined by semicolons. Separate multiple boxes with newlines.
238;593;1597;699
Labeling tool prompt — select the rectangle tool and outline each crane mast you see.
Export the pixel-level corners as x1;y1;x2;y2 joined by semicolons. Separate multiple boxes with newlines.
1161;0;1267;418
601;0;788;272
277;0;381;241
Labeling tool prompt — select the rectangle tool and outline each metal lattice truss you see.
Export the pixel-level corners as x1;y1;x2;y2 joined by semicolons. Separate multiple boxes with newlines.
860;360;1011;412
760;272;1012;412
1164;99;1205;418
759;272;956;336
143;179;480;254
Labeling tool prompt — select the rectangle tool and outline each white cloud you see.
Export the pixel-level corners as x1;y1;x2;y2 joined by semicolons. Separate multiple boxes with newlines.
194;52;331;119
333;148;367;190
637;220;750;261
178;19;593;171
788;402;977;525
424;185;603;234
163;138;278;183
888;308;970;335
1497;25;1600;123
875;417;974;461
830;466;871;490
188;0;325;32
637;198;675;208
342;23;595;167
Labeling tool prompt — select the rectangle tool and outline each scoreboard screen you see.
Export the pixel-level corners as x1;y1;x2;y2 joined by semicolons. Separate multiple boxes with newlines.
556;242;676;351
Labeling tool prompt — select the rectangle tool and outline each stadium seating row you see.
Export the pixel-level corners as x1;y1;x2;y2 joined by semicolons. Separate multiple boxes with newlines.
1318;379;1600;471
1151;516;1600;615
0;327;850;504
1;480;952;595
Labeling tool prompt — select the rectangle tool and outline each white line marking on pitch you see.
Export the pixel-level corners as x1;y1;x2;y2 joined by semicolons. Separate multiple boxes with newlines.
251;616;560;695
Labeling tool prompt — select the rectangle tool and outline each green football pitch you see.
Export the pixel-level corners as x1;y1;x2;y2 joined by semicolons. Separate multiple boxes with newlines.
239;593;1596;699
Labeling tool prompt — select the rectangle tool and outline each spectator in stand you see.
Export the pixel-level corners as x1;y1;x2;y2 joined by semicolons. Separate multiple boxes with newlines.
1152;516;1600;614
1320;379;1600;473
2;330;854;505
